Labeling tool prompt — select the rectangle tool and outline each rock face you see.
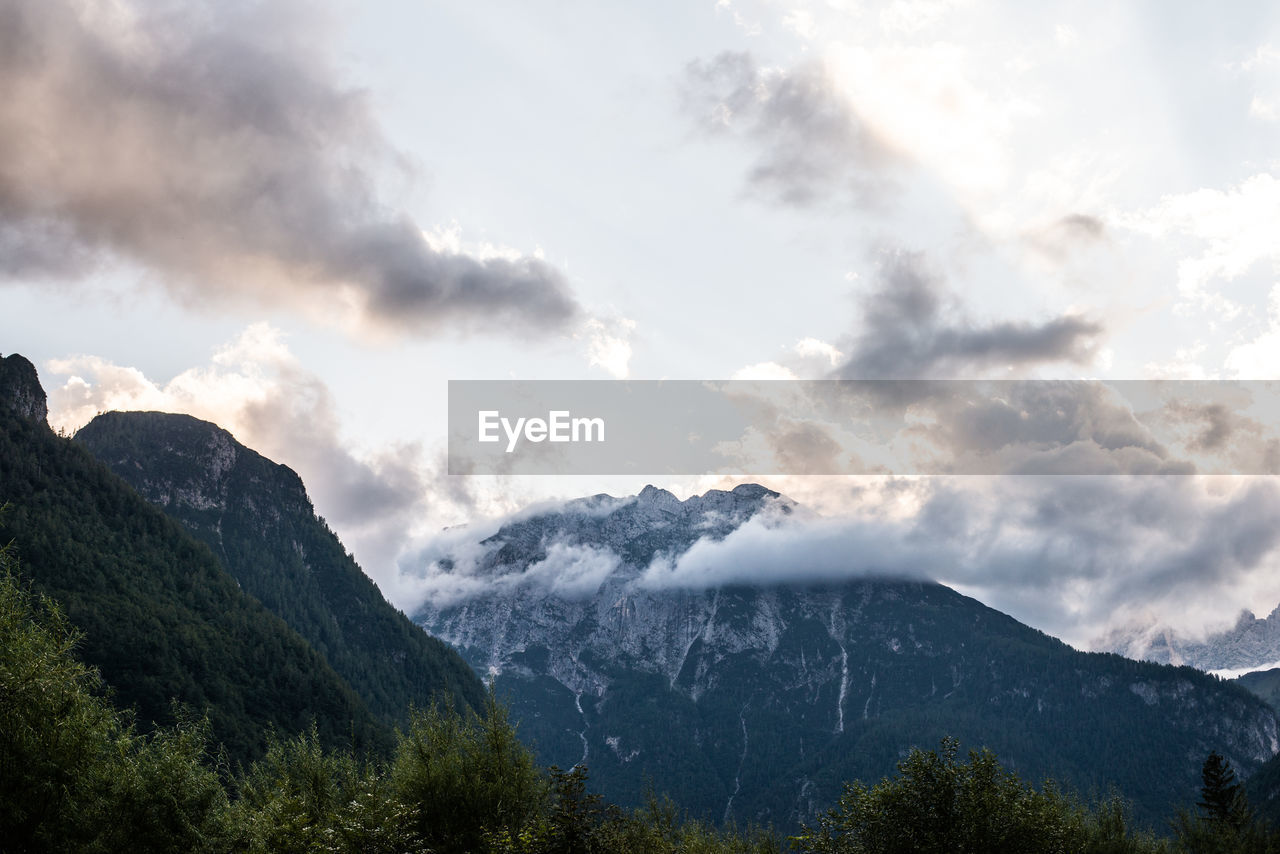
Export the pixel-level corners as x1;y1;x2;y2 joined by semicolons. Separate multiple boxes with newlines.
417;485;1280;830
0;354;47;424
76;410;486;727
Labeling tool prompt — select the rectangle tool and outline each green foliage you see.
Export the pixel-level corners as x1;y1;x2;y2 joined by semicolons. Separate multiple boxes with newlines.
795;738;1174;854
1078;794;1172;854
229;726;419;854
390;687;548;853
0;544;231;853
0;540;114;847
797;737;1076;854
78;715;233;854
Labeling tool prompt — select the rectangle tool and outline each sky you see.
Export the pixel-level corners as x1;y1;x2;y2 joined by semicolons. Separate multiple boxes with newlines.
3;0;1280;649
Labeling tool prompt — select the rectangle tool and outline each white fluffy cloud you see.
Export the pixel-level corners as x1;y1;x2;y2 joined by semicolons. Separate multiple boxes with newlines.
581;316;637;379
1116;173;1280;320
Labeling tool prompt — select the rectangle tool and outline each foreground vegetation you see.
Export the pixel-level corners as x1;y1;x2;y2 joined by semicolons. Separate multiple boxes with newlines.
3;541;1280;853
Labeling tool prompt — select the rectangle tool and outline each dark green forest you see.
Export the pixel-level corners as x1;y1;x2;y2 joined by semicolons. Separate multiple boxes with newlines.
3;542;1279;853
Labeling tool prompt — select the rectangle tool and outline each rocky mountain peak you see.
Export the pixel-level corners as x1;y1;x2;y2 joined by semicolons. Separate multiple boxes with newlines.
0;353;48;425
475;482;789;579
636;484;682;513
75;411;310;522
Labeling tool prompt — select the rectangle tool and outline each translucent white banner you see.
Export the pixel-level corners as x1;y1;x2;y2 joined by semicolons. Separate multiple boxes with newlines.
448;380;1280;475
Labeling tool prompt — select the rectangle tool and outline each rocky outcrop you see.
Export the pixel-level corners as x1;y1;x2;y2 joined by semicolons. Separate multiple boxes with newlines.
0;353;48;425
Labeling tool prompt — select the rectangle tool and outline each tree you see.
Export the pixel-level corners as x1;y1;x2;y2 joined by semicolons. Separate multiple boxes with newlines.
230;725;417;854
1173;752;1278;854
1198;752;1250;831
795;737;1088;854
390;687;547;854
795;737;1174;854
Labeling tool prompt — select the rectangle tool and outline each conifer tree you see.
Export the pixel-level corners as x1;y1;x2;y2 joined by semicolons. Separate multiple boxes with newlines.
1198;752;1251;832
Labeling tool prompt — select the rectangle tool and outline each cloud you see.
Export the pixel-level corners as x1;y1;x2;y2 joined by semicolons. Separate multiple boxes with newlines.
731;336;845;381
582;316;636;379
409;473;1280;647
1114;172;1280;320
1226;284;1280;379
681;51;895;208
44;323;455;599
833;249;1102;379
427;539;620;606
632;475;1280;647
0;0;579;337
877;0;968;36
1024;213;1108;261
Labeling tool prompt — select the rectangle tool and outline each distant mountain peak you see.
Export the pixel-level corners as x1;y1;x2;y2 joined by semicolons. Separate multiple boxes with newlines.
637;484;681;512
418;481;1280;831
0;353;48;425
1106;603;1280;673
730;483;779;499
468;482;790;585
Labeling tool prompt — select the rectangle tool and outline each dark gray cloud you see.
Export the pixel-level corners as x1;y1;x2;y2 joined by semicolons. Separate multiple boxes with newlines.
0;0;579;335
681;51;895;207
834;249;1103;379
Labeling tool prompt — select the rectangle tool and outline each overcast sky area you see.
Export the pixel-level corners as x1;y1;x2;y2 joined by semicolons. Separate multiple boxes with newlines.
4;0;1280;649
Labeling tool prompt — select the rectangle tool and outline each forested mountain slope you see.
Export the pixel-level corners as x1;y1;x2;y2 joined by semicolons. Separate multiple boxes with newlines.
76;410;485;727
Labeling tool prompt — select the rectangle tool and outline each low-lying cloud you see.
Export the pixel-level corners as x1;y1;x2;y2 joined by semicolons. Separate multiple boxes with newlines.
0;0;579;337
413;537;623;607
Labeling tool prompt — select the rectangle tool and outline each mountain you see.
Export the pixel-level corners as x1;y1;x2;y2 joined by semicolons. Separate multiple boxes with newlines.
0;353;385;762
1238;668;1280;711
75;409;485;728
416;484;1280;830
1105;607;1280;674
